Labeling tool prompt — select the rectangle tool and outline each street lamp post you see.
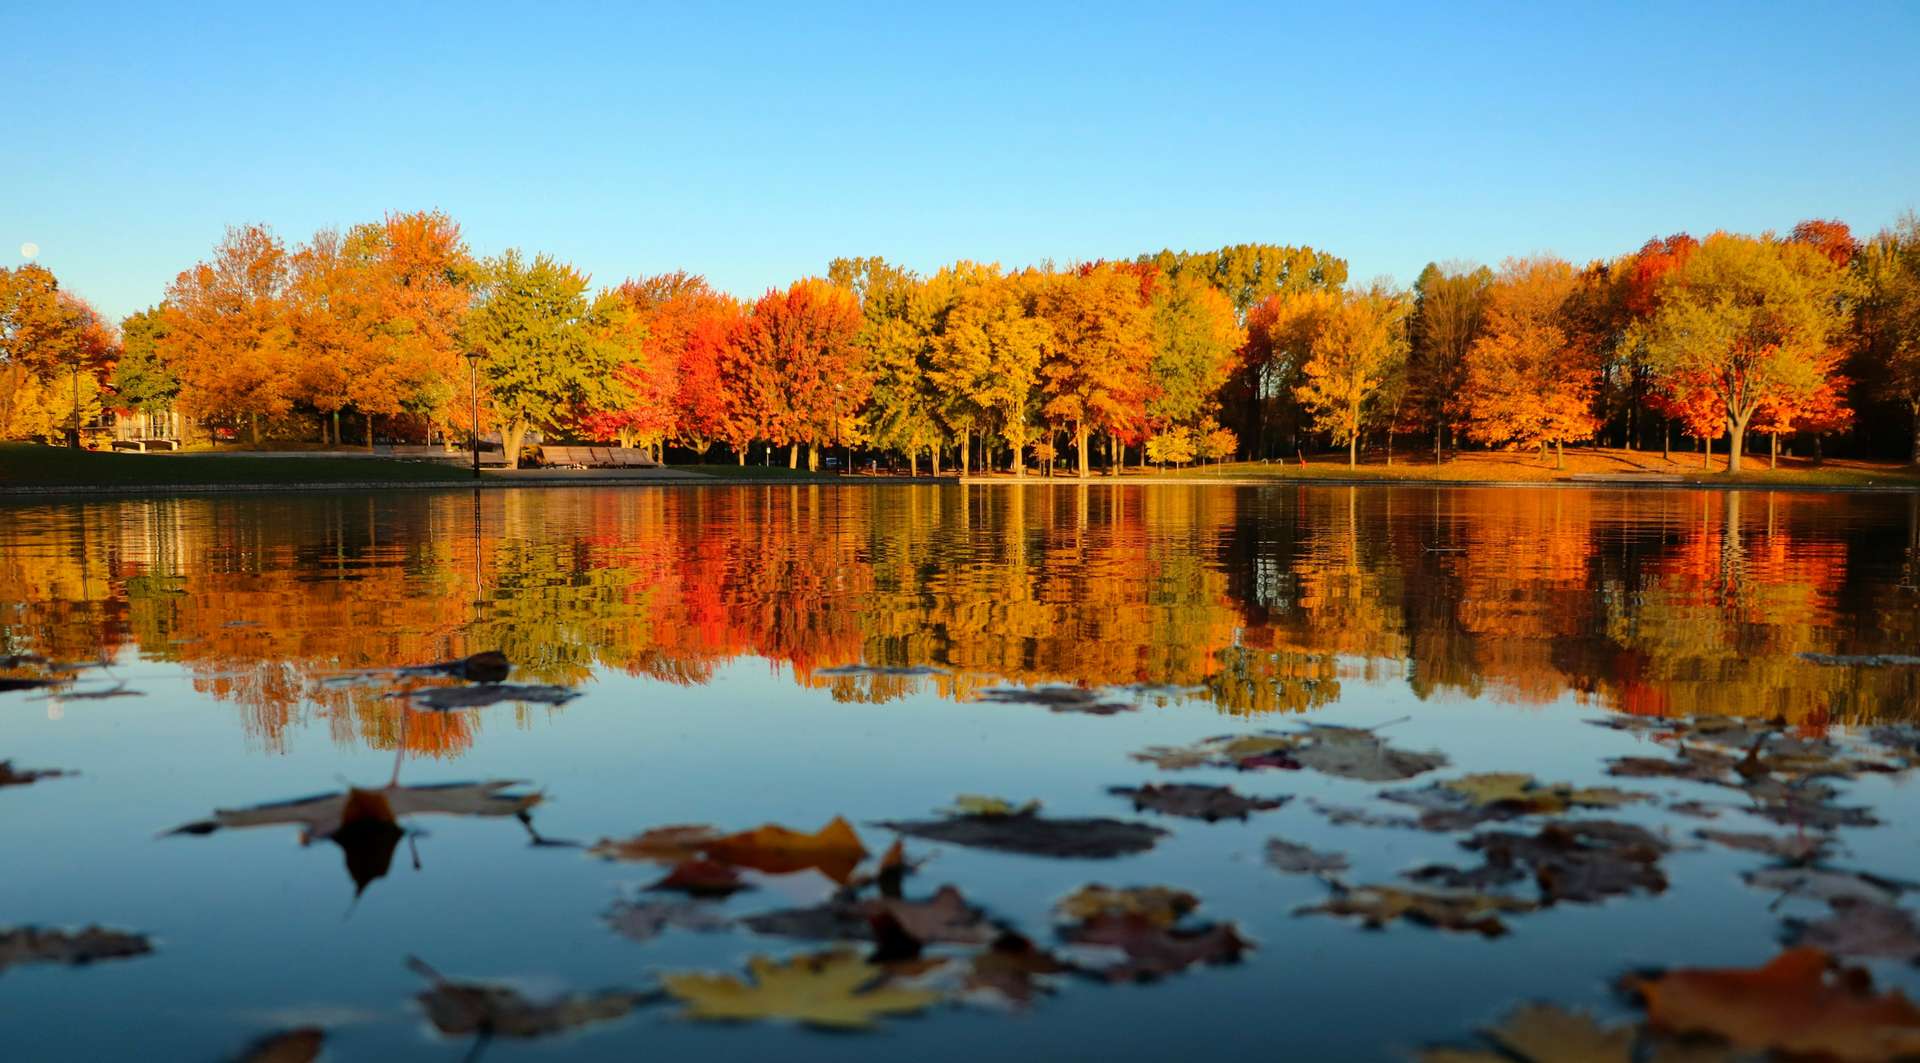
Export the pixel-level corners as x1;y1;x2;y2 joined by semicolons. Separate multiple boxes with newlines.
69;357;81;449
465;351;483;480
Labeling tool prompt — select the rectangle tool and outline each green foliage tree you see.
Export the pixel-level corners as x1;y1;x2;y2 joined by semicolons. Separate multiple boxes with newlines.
112;306;179;415
461;250;628;468
1407;262;1491;461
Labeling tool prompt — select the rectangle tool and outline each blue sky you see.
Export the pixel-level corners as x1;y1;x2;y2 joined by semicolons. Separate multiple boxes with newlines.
4;1;1917;321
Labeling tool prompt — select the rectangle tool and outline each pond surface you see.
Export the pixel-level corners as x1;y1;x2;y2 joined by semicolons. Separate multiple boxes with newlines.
4;484;1920;1060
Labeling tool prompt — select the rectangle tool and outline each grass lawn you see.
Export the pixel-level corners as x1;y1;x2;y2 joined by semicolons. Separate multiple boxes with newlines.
680;463;843;480
0;442;471;487
1150;447;1920;488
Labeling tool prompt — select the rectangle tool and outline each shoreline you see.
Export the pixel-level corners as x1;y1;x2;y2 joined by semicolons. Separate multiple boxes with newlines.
7;471;1920;499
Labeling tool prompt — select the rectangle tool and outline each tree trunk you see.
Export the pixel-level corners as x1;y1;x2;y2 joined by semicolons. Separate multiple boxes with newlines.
931;445;941;477
1010;438;1025;478
1770;432;1778;470
320;413;330;446
1911;404;1920;465
1387;427;1395;467
1076;424;1090;478
1727;414;1748;473
1434;420;1442;466
366;414;375;451
1662;419;1670;461
250;412;260;445
909;449;918;477
960;431;971;476
808;444;820;472
788;443;799;469
1110;433;1123;477
502;420;527;470
1348;433;1357;467
737;447;746;466
1555;440;1564;470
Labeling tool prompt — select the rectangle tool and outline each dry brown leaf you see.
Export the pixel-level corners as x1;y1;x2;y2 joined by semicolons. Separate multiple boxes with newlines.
1629;947;1920;1061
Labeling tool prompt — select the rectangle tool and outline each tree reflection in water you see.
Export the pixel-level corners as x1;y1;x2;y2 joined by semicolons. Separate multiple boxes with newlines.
2;484;1917;757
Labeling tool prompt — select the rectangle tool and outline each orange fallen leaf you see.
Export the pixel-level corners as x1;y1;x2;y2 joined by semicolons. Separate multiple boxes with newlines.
1629;947;1920;1062
703;816;868;884
588;825;723;864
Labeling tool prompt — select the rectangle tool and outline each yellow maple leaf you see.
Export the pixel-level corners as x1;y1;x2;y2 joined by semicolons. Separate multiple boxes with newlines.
661;950;943;1030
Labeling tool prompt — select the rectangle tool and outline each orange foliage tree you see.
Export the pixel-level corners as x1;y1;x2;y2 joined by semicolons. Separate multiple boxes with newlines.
1460;256;1601;468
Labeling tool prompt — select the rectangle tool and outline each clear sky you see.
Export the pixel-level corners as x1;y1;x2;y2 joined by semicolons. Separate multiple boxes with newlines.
5;1;1917;321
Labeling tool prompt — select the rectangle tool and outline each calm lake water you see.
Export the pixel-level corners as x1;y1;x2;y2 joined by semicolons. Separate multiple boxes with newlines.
4;484;1920;1060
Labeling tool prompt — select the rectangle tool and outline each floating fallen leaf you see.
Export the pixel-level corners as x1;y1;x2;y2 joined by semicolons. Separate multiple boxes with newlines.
1055;885;1199;928
702;816;868;883
604;899;732;943
1060;914;1249;982
1416;1002;1637;1063
1787;899;1920;962
1265;838;1350;875
1308;800;1418;829
1749;794;1879;831
408;956;652;1038
815;664;945;678
650;859;750;897
742;885;995;947
963;931;1070;1007
1108;782;1288;822
231;1027;325;1063
1384;773;1650;830
1130;745;1219;770
1403;862;1528;892
1695;829;1832;864
1745;867;1905;906
660;949;942;1029
0;760;73;788
406;683;579;711
1297;885;1535;937
876;813;1165;859
943;795;1042;818
587;825;723;864
1288;724;1449;782
1126;727;1444;781
975;685;1135;715
1628;947;1920;1061
0;925;152;972
167;781;544;896
1605;751;1733;784
1464;821;1668;904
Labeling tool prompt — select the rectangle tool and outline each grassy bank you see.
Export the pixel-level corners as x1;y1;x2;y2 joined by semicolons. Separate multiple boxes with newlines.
1139;447;1920;489
0;443;471;486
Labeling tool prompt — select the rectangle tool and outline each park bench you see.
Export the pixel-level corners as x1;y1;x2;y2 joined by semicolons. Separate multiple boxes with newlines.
110;438;180;452
536;445;658;468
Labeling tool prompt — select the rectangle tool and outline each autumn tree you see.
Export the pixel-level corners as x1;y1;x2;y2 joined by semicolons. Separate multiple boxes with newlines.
1035;264;1154;477
1406;262;1491;462
1293;286;1410;466
160;224;297;443
1857;214;1920;463
924;263;1049;475
1;265;117;442
1147;273;1244;445
461;250;627;468
1460;256;1602;468
1143;244;1348;456
1642;233;1852;473
837;257;942;474
732;279;865;469
1614;234;1699;455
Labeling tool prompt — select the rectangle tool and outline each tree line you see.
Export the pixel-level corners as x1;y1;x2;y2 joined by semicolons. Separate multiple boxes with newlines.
4;210;1920;472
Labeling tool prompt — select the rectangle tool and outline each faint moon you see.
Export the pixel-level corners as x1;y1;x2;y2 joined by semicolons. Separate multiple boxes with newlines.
19;242;37;259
